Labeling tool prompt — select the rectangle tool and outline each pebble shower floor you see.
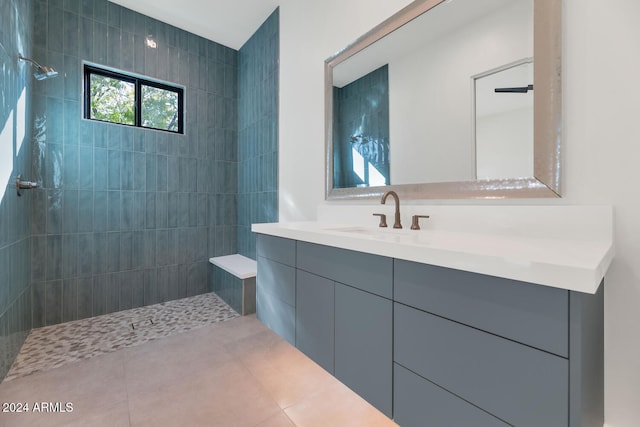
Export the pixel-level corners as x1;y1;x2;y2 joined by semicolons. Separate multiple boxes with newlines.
3;293;239;382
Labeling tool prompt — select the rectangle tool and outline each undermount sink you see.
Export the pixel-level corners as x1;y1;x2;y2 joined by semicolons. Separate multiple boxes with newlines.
325;225;403;234
325;226;382;234
324;225;430;244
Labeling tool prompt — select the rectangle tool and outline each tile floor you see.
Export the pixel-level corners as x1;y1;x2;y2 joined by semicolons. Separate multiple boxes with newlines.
0;300;396;426
5;293;239;382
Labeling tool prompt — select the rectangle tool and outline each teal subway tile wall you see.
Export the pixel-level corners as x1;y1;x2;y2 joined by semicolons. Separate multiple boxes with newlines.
238;9;279;260
0;0;33;380
30;0;238;328
333;65;390;188
0;0;278;378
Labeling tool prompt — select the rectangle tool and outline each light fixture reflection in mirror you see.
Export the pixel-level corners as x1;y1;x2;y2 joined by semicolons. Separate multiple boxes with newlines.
325;0;561;200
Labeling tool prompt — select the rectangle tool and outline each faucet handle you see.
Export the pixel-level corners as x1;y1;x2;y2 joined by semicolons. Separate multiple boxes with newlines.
411;215;430;230
373;213;388;228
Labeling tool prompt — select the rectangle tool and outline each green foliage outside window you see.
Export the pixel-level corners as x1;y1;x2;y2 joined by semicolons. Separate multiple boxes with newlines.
89;75;135;125
141;86;179;132
85;65;183;133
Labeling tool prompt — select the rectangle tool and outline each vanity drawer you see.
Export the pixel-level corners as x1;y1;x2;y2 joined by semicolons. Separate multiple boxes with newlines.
256;256;295;306
394;303;568;427
256;255;296;345
394;259;569;357
297;242;392;299
394;363;509;427
256;234;296;267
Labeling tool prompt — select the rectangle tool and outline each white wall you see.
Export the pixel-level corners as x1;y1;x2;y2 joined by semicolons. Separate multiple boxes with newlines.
279;0;415;220
562;2;640;426
476;106;533;179
279;0;640;425
391;0;532;184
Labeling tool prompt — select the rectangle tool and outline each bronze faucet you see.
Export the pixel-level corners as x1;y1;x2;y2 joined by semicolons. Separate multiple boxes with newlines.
373;213;387;228
410;214;430;230
381;190;402;229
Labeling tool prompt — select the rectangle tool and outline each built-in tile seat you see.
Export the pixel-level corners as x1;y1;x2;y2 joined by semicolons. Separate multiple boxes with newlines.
209;254;257;315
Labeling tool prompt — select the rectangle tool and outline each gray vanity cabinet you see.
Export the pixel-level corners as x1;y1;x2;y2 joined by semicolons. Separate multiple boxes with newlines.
394;260;570;357
393;259;604;427
394;363;510;427
334;282;393;418
255;235;604;427
296;242;394;417
295;270;334;373
256;235;296;345
395;303;568;427
294;269;393;418
296;241;393;299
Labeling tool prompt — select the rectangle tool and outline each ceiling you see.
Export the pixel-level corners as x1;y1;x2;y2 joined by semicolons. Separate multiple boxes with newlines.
108;0;280;50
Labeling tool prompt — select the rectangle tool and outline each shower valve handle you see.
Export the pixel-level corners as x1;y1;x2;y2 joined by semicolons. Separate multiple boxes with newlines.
16;175;38;197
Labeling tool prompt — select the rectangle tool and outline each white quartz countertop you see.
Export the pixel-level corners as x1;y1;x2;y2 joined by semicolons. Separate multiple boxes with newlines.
251;218;614;294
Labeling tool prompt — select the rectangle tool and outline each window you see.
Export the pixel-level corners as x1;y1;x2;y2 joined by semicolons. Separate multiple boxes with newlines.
84;64;184;134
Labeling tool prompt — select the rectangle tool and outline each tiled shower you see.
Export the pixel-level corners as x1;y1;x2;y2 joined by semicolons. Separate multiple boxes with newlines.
0;0;33;383
333;64;389;188
0;0;279;380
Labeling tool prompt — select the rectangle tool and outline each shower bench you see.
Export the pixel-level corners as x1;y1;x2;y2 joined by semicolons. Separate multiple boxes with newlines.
209;254;257;315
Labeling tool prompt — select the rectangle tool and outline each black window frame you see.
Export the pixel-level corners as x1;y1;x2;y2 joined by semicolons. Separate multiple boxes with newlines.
83;64;184;134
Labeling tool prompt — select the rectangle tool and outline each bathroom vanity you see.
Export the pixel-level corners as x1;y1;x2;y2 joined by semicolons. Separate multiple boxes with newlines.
262;0;596;422
252;214;612;427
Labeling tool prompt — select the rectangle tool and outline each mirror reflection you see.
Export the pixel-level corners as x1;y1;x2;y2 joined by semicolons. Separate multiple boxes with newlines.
330;0;537;191
333;65;390;188
475;59;533;180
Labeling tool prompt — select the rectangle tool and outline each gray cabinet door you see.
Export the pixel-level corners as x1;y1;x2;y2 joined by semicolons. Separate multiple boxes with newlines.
257;256;295;306
394;364;510;427
256;256;296;345
296;270;334;373
256;286;295;345
334;283;392;417
394;259;569;357
395;303;568;427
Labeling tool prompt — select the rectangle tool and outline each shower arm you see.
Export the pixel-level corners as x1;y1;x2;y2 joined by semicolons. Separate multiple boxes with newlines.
18;53;44;69
18;53;58;80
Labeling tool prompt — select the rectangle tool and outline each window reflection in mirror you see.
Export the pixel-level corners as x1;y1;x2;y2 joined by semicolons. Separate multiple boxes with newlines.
333;65;390;188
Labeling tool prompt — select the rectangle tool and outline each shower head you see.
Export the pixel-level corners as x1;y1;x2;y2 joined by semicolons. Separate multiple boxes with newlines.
18;53;59;80
33;66;58;80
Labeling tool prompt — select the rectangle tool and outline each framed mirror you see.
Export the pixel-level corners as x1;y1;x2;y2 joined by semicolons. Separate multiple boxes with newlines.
325;0;561;200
